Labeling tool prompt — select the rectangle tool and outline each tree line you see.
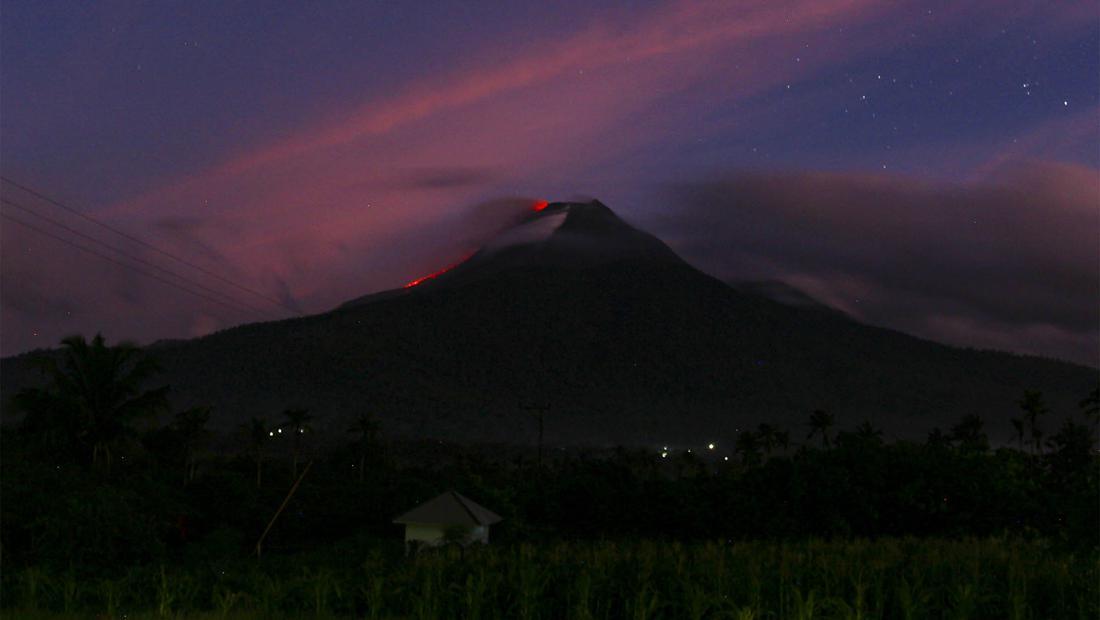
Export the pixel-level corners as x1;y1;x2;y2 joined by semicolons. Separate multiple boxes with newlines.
3;334;1096;573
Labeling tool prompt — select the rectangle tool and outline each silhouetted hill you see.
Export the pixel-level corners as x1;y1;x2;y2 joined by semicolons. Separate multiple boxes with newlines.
729;280;842;315
2;200;1094;446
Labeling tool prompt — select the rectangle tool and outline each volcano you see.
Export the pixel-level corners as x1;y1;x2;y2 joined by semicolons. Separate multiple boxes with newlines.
340;199;687;306
2;200;1094;446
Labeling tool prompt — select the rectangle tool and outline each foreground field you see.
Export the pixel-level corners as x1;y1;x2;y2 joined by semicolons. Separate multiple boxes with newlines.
3;538;1096;619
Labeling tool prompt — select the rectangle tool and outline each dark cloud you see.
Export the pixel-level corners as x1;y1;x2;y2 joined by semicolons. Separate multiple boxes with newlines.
660;162;1099;365
390;167;497;191
152;215;206;233
148;215;240;267
271;275;303;315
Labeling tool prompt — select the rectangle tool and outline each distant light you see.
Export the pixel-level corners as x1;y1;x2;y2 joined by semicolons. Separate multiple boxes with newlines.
278;428;282;434
299;428;304;433
662;446;668;451
269;431;274;437
708;443;715;450
724;456;729;461
661;452;668;458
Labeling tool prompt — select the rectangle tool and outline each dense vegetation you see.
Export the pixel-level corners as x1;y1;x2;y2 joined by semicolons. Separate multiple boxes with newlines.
5;540;1097;619
2;335;1097;617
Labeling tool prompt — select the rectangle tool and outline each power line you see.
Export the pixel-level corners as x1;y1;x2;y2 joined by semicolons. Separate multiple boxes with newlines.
1;197;277;320
2;212;263;321
0;176;301;315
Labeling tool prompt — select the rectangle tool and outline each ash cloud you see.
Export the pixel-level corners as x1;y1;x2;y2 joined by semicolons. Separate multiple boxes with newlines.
660;162;1099;365
271;275;303;315
438;196;548;250
390;167;497;191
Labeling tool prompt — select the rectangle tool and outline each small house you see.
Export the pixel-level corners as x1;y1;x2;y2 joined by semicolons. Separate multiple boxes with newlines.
393;491;502;550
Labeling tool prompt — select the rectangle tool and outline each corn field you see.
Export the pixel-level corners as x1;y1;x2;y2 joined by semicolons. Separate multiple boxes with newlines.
3;538;1096;619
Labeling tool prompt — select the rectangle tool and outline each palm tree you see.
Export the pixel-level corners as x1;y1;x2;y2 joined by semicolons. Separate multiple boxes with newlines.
1017;390;1048;455
280;408;314;478
735;430;762;466
774;429;791;454
807;409;835;448
756;423;777;456
1030;427;1044;456
1079;387;1099;426
13;334;168;475
1045;418;1096;472
1010;418;1026;450
348;412;380;483
926;427;949;448
244;417;269;488
855;420;883;445
174;406;211;485
949;414;988;453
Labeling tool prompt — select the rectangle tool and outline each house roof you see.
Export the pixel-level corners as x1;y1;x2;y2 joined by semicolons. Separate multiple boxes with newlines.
393;491;503;526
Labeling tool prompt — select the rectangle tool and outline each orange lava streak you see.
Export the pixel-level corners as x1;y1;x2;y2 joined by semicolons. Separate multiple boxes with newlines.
532;199;549;211
403;253;474;288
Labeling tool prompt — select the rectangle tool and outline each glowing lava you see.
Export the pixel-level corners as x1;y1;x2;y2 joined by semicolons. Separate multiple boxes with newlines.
532;199;549;212
403;253;473;288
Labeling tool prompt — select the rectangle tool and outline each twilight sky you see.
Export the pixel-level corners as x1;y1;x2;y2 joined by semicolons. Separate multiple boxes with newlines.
1;1;1097;365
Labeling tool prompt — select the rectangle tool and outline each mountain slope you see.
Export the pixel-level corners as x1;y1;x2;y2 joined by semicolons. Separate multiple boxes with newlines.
2;200;1094;446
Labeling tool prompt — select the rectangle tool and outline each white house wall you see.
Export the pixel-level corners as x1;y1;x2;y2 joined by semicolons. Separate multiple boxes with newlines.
403;523;491;546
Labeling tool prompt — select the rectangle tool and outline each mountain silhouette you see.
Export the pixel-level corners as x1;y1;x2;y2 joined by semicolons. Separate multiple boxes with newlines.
2;200;1094;446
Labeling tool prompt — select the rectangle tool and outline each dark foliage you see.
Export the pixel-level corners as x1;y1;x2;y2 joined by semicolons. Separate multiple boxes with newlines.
3;414;1096;576
3;333;1096;617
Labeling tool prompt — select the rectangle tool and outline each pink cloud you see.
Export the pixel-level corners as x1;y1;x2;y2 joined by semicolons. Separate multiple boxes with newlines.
4;0;1084;358
973;106;1100;179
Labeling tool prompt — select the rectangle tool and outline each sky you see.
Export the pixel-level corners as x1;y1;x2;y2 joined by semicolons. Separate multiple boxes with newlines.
1;1;1097;365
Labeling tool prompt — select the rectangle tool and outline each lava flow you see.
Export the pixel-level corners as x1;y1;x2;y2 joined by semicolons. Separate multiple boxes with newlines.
532;199;549;212
403;253;474;288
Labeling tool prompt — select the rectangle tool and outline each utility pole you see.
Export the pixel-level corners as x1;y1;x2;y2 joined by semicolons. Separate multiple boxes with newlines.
522;402;547;470
256;460;313;558
537;406;544;470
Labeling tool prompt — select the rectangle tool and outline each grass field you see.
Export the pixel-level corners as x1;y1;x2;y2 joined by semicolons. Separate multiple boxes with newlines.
4;538;1096;619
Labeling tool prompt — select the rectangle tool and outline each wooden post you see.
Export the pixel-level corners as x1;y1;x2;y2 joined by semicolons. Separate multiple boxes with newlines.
537;408;544;470
256;460;313;558
522;402;547;470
